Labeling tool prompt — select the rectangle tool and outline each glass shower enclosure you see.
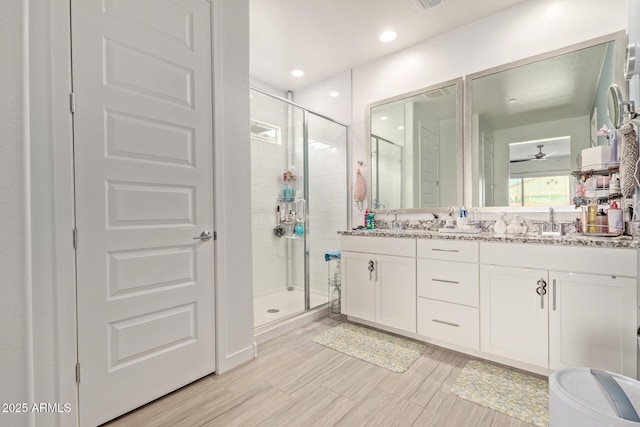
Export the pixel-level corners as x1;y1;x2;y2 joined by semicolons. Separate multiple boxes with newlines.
250;87;348;329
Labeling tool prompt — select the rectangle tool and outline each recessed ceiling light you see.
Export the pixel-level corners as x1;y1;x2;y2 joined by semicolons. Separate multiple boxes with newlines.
398;126;404;130
329;90;340;97
291;68;304;77
380;116;388;121
379;30;397;43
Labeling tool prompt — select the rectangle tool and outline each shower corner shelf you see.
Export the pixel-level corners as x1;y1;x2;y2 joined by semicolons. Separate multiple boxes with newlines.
283;235;303;241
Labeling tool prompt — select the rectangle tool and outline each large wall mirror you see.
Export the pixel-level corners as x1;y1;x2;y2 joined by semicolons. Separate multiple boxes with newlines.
368;79;462;210
465;32;626;209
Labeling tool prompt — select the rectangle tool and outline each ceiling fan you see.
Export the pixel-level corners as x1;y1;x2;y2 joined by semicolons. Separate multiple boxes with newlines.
510;144;557;163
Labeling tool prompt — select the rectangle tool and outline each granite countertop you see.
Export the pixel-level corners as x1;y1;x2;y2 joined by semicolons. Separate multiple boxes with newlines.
338;228;640;249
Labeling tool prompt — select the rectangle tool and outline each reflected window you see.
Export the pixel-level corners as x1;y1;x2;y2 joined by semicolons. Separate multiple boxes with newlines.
509;176;571;206
508;137;572;206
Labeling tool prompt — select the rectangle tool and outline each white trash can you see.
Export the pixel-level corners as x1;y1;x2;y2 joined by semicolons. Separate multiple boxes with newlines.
550;368;640;426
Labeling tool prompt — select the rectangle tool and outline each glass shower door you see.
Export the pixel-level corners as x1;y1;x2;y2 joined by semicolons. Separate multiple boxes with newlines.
250;88;348;328
306;112;347;310
250;90;306;327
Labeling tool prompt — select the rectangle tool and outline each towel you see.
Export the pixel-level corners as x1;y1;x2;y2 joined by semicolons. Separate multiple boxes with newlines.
324;251;341;262
353;167;366;203
618;123;639;197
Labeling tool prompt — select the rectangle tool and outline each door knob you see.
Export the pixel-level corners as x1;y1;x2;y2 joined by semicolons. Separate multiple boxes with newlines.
193;230;213;242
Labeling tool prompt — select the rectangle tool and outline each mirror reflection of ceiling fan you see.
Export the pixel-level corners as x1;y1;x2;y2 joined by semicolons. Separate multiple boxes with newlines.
510;144;557;163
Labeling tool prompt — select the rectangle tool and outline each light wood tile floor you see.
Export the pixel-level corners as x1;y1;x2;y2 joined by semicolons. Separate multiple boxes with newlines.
104;318;538;427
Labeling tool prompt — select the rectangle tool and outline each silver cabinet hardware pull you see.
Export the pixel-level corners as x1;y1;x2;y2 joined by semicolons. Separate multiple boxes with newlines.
552;279;557;311
375;260;379;282
432;319;460;328
368;260;374;281
432;248;459;253
432;278;459;284
193;230;213;242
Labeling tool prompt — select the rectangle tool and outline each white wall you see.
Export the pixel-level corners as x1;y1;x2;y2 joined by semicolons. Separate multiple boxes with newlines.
293;70;352;125
351;0;627;224
212;0;254;374
1;1;33;427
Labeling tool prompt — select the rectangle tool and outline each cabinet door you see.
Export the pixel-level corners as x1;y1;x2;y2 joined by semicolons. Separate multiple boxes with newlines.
376;255;416;333
342;251;375;322
549;272;637;377
480;265;549;368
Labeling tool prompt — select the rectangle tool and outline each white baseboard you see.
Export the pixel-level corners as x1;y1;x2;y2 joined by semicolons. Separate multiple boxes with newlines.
216;345;255;375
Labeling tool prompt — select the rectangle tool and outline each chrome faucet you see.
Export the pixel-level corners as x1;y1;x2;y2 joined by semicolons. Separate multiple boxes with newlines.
541;207;563;236
386;210;400;231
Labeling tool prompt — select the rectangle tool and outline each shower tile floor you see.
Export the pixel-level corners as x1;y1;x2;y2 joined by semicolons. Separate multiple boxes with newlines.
254;288;328;328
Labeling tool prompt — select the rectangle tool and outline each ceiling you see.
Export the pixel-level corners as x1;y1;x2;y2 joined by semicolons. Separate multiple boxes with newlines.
473;43;610;129
250;0;525;92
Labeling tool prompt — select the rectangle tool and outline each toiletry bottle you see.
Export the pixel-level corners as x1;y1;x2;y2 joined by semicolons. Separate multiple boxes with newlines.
610;176;621;194
608;201;623;234
580;206;588;233
367;211;375;229
364;209;369;227
587;203;597;233
457;206;467;229
596;209;608;234
283;186;291;202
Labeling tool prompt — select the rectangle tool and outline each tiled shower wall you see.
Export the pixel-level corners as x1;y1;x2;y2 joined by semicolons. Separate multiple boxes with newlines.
251;92;290;297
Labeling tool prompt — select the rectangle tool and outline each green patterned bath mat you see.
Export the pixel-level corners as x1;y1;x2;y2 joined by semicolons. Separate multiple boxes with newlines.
311;323;426;373
451;360;549;426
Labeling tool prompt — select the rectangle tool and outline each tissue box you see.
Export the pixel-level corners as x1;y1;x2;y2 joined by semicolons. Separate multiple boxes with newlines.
581;145;611;171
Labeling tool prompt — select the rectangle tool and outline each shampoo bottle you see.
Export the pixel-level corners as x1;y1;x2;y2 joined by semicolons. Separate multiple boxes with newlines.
608;201;623;234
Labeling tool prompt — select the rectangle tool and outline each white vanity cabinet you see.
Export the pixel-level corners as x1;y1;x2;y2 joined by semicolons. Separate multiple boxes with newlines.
480;265;549;367
548;271;636;375
416;240;480;350
341;236;416;333
480;242;638;377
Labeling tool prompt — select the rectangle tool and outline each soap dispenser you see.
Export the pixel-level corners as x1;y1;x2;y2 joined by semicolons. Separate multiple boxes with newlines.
494;212;507;235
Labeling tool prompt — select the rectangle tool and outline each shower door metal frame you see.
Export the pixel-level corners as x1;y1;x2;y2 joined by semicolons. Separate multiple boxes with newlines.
371;134;404;209
250;86;349;313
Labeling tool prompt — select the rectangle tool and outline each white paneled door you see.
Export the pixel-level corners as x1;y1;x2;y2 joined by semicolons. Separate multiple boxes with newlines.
72;1;215;425
419;123;438;208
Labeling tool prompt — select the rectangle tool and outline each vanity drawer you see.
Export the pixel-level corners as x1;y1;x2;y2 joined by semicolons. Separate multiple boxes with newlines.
417;259;479;306
341;235;415;257
417;239;478;263
417;298;479;350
